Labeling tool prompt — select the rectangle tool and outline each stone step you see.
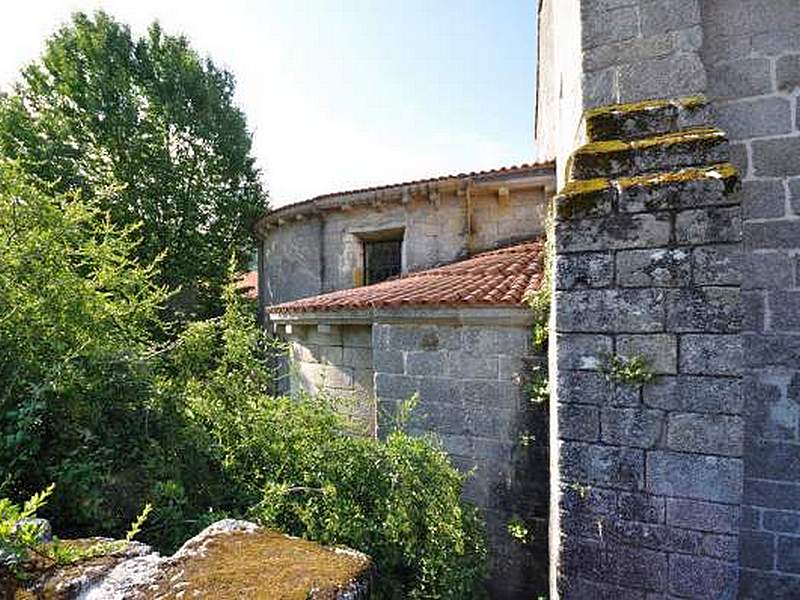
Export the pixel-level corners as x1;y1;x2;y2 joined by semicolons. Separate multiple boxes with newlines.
556;163;739;221
568;127;729;182
585;95;711;143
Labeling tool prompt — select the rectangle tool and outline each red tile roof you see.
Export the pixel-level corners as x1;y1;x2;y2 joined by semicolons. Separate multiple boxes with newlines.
269;239;545;313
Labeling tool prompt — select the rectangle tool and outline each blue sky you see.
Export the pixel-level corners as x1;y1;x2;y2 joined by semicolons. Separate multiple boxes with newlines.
1;1;539;206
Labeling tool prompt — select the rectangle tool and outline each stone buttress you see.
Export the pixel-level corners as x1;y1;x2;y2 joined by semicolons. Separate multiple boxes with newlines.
551;97;744;599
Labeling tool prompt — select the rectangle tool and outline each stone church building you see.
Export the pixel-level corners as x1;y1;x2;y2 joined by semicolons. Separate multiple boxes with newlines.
256;1;800;598
255;164;555;596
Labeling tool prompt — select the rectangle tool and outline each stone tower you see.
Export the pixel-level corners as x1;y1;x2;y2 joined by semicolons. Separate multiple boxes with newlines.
538;1;800;597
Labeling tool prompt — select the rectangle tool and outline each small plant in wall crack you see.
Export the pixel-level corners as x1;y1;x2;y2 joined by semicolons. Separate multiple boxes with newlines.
599;352;657;386
524;363;549;406
506;516;532;545
525;201;554;353
566;481;591;501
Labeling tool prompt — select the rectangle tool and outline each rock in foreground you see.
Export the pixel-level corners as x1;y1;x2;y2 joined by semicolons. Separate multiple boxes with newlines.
15;520;372;600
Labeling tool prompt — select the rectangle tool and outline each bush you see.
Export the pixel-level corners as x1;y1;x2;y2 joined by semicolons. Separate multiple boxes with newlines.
168;278;487;598
0;165;487;596
0;160;225;546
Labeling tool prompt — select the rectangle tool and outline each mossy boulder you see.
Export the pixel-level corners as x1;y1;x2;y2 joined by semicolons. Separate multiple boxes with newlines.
6;520;371;600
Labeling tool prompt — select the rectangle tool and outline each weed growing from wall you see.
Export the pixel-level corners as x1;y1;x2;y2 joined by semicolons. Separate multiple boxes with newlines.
525;200;554;354
525;364;550;406
506;516;531;545
599;353;657;386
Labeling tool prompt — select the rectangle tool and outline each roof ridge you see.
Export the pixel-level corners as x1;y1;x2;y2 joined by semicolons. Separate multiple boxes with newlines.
256;161;556;228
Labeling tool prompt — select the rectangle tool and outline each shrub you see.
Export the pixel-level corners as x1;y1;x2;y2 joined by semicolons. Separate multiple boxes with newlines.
169;277;487;598
0;168;487;596
0;160;225;547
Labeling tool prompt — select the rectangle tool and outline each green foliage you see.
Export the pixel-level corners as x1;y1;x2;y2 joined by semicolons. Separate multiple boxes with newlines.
0;485;54;572
525;202;554;353
566;481;591;501
0;484;149;587
0;160;225;549
125;503;153;542
0;11;266;322
506;516;531;545
0;163;486;596
170;278;487;599
525;364;549;406
600;353;657;386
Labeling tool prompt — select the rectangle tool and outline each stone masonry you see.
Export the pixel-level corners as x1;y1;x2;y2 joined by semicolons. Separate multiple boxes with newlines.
552;98;743;599
271;308;550;599
701;2;800;596
284;323;375;435
372;318;548;599
256;166;554;309
537;2;800;597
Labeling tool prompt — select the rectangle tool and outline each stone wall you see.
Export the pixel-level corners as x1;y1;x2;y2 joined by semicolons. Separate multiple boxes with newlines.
262;217;324;308
371;315;548;599
551;100;743;599
537;2;800;596
535;0;583;188
260;181;550;308
701;2;800;596
271;308;550;598
537;0;707;187
283;323;375;435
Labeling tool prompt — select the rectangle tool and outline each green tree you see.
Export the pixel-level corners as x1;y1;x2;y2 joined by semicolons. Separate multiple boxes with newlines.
0;11;266;322
0;159;156;521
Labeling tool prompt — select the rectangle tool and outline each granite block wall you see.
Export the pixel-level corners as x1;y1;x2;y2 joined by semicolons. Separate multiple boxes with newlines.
552;171;744;598
538;2;800;596
701;2;800;596
372;319;548;599
547;84;745;597
284;323;376;435
537;0;708;186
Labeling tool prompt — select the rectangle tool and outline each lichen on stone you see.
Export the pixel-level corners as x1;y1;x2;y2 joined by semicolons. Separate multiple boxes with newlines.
8;521;372;600
556;178;615;219
143;528;371;600
559;177;611;198
584;94;707;120
617;162;738;190
576;126;724;157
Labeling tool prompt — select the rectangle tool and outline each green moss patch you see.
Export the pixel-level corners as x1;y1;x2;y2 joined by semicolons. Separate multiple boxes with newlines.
576;127;724;157
584;95;707;120
618;162;738;189
560;177;612;197
144;530;370;600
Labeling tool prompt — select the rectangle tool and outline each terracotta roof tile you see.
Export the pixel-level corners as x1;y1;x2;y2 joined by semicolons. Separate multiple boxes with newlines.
269;239;545;313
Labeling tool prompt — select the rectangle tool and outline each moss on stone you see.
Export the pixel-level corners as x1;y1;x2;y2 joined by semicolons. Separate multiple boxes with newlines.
576;126;724;157
142;530;370;600
560;177;611;197
556;178;614;219
617;162;738;189
584;94;707;120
